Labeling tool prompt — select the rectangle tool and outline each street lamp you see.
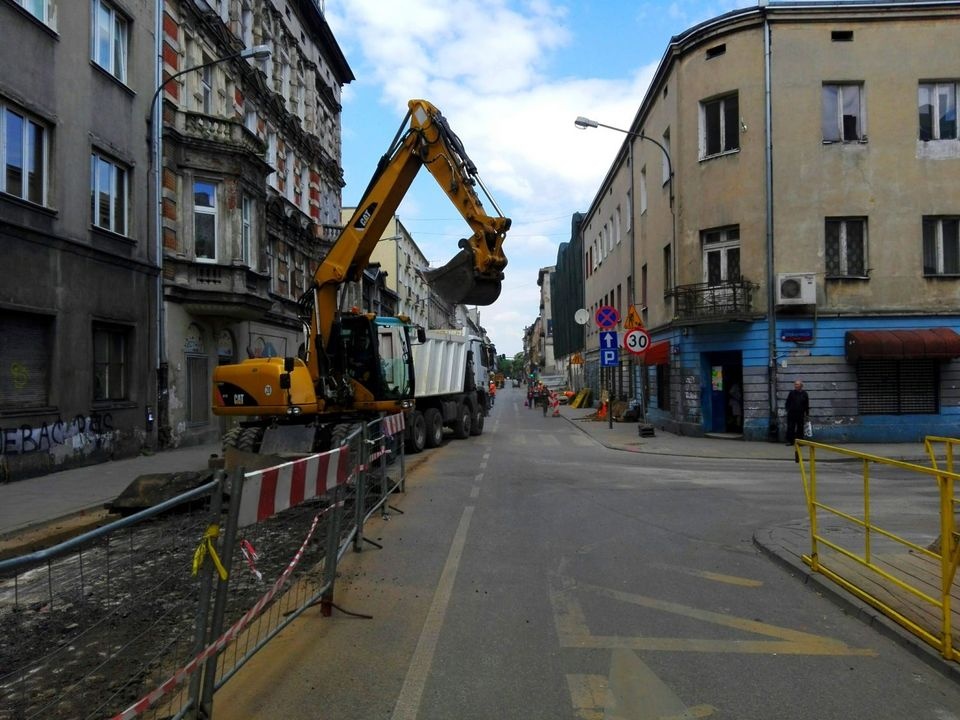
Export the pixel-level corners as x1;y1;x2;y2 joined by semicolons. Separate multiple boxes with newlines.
575;115;677;427
149;45;271;445
574;116;673;209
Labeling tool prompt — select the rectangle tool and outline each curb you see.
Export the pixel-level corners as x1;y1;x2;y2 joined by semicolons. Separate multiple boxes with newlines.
752;526;960;686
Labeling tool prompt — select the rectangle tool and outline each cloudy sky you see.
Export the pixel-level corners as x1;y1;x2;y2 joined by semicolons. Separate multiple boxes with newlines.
325;0;760;357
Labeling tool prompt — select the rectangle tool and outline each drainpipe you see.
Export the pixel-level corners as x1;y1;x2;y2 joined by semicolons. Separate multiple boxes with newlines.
763;10;779;442
153;0;169;447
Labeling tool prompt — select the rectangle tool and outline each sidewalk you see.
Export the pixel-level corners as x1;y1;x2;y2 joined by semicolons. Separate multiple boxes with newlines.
0;442;221;542
556;405;934;463
558;405;959;679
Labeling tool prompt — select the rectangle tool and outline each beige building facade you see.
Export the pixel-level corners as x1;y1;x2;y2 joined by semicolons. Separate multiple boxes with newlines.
578;2;960;442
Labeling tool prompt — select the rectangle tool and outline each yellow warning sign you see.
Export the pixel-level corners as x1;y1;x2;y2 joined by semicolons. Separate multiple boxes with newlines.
624;305;644;330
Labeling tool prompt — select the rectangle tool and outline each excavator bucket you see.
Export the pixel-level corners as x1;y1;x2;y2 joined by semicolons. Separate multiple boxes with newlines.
421;248;503;306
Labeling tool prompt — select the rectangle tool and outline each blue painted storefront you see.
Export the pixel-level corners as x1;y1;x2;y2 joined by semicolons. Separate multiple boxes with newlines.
643;315;960;443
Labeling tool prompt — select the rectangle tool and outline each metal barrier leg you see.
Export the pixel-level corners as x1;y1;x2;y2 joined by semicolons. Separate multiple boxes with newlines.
200;468;244;718
321;484;344;617
186;470;225;720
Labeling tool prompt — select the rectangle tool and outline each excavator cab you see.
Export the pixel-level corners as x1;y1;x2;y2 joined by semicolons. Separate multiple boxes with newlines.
330;313;415;407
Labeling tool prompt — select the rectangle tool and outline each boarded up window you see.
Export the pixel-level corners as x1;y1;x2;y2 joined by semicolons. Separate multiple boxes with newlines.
857;359;938;414
0;312;52;408
186;355;209;424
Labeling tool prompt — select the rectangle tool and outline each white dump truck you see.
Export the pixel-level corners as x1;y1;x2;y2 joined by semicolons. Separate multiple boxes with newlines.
404;328;493;453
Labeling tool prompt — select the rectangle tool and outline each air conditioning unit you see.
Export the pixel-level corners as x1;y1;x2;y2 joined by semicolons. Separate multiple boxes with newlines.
776;273;816;305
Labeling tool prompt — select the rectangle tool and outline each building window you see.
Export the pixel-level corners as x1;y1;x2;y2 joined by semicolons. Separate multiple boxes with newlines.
90;152;128;235
822;83;865;143
641;264;648;307
266;130;277;186
656;363;671;410
241;195;253;266
661;130;671;185
14;0;53;24
825;218;867;278
702;226;741;285
93;324;128;401
0;311;52;409
919;83;957;141
639;167;647;215
857;359;937;415
701;93;739;157
186;355;209;424
2;103;46;205
922;216;960;276
193;180;218;261
201;62;213;114
91;0;128;83
663;244;672;294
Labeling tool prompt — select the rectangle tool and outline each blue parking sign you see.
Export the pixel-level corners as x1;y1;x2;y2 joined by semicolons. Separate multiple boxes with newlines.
601;348;619;367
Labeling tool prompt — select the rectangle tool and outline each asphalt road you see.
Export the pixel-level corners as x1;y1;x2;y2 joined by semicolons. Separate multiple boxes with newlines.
216;386;960;720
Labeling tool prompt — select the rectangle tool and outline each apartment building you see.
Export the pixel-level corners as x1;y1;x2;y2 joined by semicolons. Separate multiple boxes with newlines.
1;0;157;480
575;1;960;442
157;0;352;446
0;0;353;482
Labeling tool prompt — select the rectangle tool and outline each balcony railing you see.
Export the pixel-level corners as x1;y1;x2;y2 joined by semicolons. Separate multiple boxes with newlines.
670;277;758;323
177;112;265;156
165;257;273;320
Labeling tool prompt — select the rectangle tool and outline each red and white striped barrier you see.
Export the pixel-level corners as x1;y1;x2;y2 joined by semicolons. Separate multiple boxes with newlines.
237;446;347;528
381;412;405;437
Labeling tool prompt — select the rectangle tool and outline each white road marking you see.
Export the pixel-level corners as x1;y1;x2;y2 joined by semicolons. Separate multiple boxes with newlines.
391;505;475;720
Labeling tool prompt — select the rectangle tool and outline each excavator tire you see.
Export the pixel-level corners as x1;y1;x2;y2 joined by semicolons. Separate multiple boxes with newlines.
330;422;363;468
221;426;243;453
237;427;263;453
406;410;427;454
452;402;472;440
423;408;443;448
469;402;484;436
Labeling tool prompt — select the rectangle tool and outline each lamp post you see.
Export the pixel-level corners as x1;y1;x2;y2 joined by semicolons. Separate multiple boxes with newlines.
149;44;270;446
574;115;676;428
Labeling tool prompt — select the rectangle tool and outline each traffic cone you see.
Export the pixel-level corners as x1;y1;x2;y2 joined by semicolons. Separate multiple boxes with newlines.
598;401;607;419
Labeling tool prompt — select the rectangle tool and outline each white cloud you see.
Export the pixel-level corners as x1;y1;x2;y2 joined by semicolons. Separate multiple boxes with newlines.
325;0;658;355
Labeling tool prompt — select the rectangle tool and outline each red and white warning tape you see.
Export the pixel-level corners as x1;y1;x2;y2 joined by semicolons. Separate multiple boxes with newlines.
112;503;339;719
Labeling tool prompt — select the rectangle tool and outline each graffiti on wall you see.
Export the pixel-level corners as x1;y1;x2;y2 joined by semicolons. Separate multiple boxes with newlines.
0;413;115;455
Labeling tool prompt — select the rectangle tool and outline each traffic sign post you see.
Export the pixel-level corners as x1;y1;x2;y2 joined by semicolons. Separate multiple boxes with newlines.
624;305;644;330
595;305;620;329
599;330;619;430
599;331;619;366
623;328;651;356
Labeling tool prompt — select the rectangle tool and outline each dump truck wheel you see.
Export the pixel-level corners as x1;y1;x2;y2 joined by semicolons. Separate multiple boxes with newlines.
452;402;472;439
424;408;443;448
470;403;484;436
406;411;426;454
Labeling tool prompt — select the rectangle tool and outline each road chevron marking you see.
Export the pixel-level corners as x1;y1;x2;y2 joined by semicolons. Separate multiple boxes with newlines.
549;577;875;657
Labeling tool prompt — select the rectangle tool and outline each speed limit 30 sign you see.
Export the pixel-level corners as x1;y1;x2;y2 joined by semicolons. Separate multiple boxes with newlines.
623;328;651;355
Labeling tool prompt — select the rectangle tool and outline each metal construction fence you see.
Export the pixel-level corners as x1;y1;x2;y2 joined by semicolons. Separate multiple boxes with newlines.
796;435;960;663
0;414;407;720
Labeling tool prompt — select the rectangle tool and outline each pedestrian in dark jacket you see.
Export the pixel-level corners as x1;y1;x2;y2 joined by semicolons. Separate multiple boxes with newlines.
785;379;810;444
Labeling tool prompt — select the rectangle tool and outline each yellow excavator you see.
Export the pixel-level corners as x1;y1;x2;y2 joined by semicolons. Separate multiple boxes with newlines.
212;99;511;455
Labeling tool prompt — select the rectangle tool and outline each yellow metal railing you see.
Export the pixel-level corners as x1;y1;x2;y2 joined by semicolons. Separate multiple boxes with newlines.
797;437;960;662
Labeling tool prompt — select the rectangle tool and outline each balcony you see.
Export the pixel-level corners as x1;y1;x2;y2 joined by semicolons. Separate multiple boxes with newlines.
670;278;760;325
164;257;273;321
175;111;265;157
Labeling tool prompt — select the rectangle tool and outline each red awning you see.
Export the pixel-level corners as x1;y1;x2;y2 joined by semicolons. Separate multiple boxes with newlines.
643;340;671;366
844;327;960;361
